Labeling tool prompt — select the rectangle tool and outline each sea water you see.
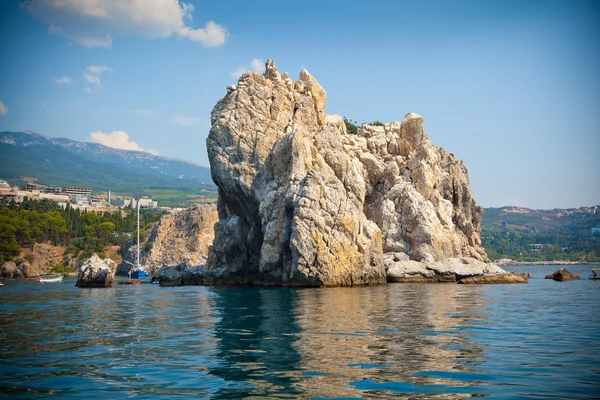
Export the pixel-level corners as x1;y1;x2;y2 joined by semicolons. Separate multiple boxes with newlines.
1;264;599;399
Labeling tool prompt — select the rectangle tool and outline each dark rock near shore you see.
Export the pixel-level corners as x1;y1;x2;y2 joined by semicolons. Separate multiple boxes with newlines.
76;254;116;288
545;268;581;281
157;261;206;286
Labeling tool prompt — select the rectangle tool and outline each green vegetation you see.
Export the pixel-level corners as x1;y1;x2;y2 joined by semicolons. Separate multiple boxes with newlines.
482;207;600;262
343;118;386;134
0;198;165;264
144;189;217;208
343;117;359;135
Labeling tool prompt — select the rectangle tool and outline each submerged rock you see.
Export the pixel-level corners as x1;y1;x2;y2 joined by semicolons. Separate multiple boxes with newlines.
205;59;499;287
76;254;116;288
545;268;581;281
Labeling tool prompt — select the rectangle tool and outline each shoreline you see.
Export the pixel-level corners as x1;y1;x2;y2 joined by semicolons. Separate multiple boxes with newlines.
497;261;591;267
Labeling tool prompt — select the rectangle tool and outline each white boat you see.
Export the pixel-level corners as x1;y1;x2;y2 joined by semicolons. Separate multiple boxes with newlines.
0;282;3;288
590;268;600;280
38;275;64;283
123;199;150;282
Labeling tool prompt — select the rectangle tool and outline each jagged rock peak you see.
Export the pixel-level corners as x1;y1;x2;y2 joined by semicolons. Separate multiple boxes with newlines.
205;60;493;287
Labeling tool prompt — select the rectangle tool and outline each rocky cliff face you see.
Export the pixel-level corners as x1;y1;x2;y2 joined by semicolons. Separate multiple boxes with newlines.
140;204;218;273
206;60;491;287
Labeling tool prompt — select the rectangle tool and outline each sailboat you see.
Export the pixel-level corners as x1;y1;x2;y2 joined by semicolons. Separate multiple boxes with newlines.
124;199;150;282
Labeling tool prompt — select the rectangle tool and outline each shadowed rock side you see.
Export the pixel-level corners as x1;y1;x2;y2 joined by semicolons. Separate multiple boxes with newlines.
206;60;495;287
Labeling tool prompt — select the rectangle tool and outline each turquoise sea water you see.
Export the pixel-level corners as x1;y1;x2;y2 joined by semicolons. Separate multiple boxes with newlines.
1;264;599;399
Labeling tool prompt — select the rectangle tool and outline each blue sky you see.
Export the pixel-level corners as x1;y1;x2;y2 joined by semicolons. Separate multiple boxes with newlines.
0;0;598;209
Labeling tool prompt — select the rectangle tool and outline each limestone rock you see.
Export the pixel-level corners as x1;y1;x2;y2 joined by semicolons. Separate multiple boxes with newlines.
0;262;22;279
144;204;218;273
387;257;505;283
157;261;205;286
118;204;218;275
458;272;529;284
206;60;493;287
545;268;581;281
76;254;116;288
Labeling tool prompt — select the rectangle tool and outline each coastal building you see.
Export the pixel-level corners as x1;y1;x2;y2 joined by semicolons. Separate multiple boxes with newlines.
63;186;92;197
45;185;63;195
114;196;158;209
0;179;11;191
19;182;45;192
0;191;24;202
90;196;103;207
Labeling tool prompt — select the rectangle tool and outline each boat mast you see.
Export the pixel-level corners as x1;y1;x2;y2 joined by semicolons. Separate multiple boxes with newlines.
136;198;140;269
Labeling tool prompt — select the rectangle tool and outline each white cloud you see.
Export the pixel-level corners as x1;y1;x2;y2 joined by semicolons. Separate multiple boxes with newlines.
173;115;200;126
87;65;113;75
0;100;7;116
134;109;154;116
84;87;92;93
90;130;159;155
84;73;102;87
83;65;112;88
26;0;228;48
178;21;227;47
55;76;72;84
231;58;266;78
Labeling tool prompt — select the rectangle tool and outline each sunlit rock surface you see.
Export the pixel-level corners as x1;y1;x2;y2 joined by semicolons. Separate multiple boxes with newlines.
76;254;115;288
206;59;499;286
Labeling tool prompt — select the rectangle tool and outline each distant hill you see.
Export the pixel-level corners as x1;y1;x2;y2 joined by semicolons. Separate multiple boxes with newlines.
482;206;600;262
0;131;215;196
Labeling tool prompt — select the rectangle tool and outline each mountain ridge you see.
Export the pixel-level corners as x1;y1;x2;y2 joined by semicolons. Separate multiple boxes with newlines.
0;130;215;196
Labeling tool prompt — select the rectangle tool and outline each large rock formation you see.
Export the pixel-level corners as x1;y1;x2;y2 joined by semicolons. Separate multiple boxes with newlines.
118;204;218;275
76;254;116;288
144;204;218;273
206;60;495;287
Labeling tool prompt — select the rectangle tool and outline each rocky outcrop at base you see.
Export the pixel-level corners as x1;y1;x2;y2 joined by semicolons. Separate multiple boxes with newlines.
205;60;495;287
386;257;510;283
1;262;26;279
458;272;529;284
157;261;206;286
76;254;116;288
545;268;581;281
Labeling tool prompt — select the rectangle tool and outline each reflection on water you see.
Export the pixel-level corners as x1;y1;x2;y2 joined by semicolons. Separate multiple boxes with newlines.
1;264;599;399
291;285;487;398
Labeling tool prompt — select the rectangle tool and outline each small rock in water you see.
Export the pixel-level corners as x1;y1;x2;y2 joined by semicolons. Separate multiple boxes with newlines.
76;254;116;288
544;268;581;281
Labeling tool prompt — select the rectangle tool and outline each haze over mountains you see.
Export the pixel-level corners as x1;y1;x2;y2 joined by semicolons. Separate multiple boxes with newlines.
0;131;214;194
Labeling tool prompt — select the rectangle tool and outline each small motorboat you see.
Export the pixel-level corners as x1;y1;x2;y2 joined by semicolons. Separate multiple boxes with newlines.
38;275;64;283
0;282;3;288
590;268;600;280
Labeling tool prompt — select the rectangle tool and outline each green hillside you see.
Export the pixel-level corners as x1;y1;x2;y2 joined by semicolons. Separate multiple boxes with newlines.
0;142;215;200
481;206;600;262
